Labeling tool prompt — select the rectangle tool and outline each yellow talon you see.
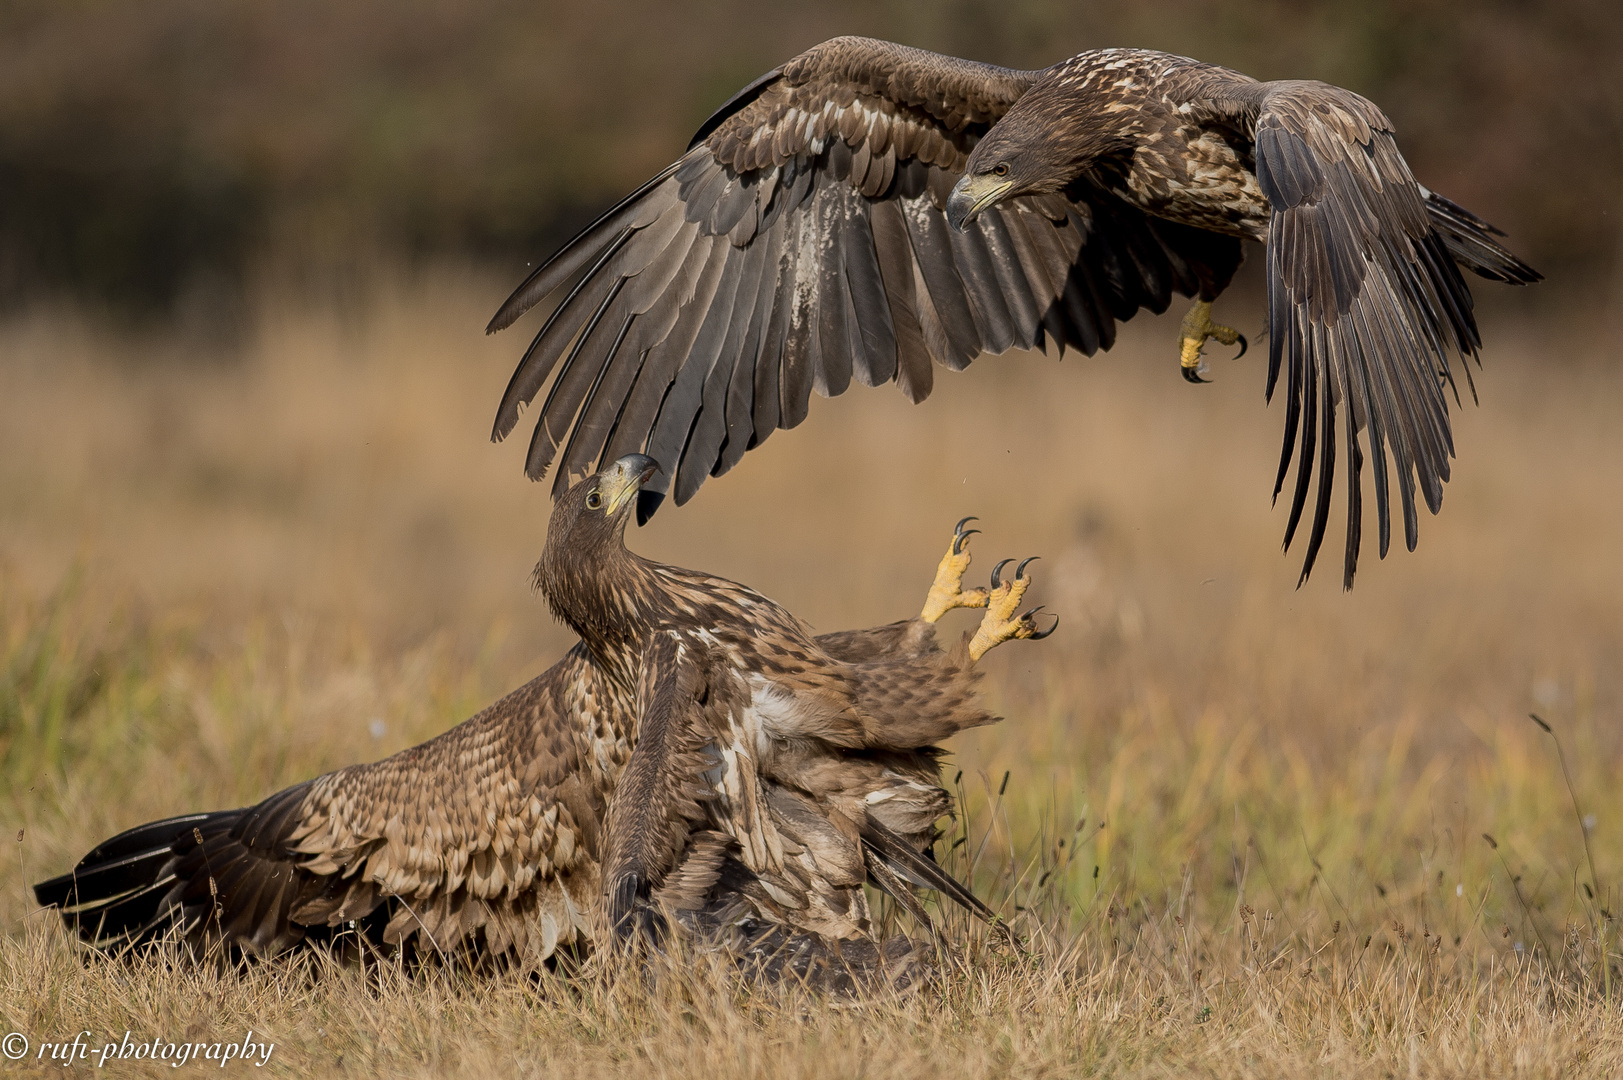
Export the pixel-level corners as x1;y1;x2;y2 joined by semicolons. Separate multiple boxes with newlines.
966;557;1054;662
920;517;990;623
1178;299;1246;383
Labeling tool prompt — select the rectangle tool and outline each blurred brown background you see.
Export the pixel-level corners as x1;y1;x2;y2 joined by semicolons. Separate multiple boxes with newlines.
1;0;1621;906
0;0;1618;323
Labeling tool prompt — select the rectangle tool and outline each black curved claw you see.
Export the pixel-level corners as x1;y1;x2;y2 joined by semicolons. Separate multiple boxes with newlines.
1020;606;1059;641
990;558;1014;589
952;528;981;555
953;516;979;536
1015;556;1039;580
1232;332;1248;361
1182;364;1210;384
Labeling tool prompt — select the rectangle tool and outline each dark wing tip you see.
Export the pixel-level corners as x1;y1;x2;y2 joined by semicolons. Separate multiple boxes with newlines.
33;869;78;908
609;872;643;937
487;268;549;335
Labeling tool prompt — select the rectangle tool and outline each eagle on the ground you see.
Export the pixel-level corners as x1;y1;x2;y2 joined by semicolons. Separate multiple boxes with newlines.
487;37;1539;588
34;455;1048;984
537;455;1048;962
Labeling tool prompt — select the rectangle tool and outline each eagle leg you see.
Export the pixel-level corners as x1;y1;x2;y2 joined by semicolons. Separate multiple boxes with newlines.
967;557;1056;662
1178;299;1247;384
919;517;991;622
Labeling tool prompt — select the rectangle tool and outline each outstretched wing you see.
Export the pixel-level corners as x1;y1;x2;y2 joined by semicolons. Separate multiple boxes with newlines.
35;649;611;962
1184;73;1537;587
278;651;606;957
489;36;1244;508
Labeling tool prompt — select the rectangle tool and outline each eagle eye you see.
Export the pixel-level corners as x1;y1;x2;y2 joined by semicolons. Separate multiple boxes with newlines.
585;490;602;510
991;162;1009;177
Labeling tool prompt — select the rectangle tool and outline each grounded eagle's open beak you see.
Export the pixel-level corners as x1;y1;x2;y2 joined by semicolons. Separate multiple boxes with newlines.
946;174;1015;232
600;453;660;518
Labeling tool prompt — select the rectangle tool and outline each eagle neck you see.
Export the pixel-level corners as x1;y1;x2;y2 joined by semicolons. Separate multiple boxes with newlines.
539;539;663;689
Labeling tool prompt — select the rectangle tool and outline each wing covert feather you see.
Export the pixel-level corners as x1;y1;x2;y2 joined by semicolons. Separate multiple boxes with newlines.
39;647;620;962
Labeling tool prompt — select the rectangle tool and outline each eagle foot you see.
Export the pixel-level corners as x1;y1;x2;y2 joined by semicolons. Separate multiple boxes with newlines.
967;557;1056;662
920;517;990;623
1178;299;1247;384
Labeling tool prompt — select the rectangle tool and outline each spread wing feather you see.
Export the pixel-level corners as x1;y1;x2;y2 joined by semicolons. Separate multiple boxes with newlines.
35;649;615;962
1187;74;1539;586
489;36;1245;504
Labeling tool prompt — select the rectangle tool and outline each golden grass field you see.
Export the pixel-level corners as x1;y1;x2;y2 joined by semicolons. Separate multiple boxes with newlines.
2;268;1621;1076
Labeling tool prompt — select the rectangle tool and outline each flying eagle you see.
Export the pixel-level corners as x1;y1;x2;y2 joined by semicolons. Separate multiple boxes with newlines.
34;456;1047;979
487;37;1539;587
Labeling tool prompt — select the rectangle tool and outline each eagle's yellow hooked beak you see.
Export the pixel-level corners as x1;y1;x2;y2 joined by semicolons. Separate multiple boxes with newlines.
599;454;660;516
946;174;1015;231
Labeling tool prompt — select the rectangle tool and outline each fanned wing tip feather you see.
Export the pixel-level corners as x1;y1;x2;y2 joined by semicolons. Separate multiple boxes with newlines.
1239;76;1534;586
486;162;684;337
1423;190;1542;286
33;809;247;948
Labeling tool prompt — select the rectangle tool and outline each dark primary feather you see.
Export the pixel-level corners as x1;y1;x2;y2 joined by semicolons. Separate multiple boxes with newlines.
34;811;223;945
860;819;995;923
1424;189;1541;286
1165;66;1536;586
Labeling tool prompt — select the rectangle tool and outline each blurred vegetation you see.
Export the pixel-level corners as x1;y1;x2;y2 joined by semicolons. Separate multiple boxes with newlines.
0;0;1616;320
0;569;495;836
0;573;140;788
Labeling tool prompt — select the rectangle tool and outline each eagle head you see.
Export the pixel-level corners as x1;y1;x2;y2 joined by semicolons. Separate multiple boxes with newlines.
548;453;660;545
947;75;1127;231
536;454;661;631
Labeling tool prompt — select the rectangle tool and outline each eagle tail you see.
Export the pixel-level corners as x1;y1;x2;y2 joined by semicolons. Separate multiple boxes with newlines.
1424;190;1542;285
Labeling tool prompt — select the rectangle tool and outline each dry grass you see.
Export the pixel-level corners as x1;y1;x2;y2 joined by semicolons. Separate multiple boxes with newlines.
1;268;1621;1076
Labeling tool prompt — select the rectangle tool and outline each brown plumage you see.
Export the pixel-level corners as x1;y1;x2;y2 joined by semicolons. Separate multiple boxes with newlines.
535;456;1043;952
488;37;1539;588
33;457;1044;975
32;648;615;963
